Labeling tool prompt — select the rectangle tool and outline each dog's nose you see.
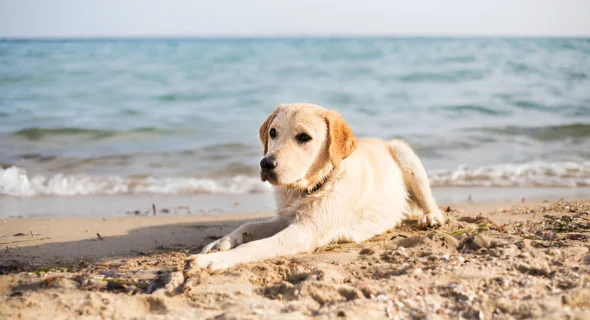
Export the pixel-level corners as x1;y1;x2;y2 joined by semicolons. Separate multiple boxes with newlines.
260;156;278;170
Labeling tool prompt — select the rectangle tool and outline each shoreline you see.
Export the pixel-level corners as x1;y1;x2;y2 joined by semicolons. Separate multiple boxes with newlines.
1;186;589;219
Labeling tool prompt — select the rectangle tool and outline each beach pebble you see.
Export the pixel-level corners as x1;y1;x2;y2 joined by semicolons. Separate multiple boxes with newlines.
359;248;375;255
50;278;79;289
419;250;433;257
248;302;268;315
106;281;126;291
449;283;463;293
163;271;185;294
460;234;491;251
517;251;531;259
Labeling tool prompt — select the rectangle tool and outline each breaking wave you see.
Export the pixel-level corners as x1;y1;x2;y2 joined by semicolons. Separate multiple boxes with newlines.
2;161;589;197
0;166;271;197
429;161;590;187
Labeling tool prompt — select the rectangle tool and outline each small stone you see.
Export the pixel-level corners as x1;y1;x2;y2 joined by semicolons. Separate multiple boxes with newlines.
584;256;590;265
106;281;126;291
460;234;491;251
359;248;375;255
164;272;185;294
419;251;433;257
50;278;79;289
517;251;531;258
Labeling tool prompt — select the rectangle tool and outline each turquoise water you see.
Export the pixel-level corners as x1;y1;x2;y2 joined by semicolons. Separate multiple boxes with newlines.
1;38;589;196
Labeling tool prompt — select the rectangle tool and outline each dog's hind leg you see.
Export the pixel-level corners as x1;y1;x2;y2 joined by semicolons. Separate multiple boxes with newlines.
388;139;445;228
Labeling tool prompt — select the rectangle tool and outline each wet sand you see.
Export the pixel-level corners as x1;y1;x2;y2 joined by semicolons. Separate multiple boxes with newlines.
2;186;589;218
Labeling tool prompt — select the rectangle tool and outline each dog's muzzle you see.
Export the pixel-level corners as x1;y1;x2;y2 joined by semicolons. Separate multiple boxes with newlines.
260;156;278;182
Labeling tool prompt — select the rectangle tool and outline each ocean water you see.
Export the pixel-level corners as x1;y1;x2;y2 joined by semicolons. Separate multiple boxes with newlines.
1;38;590;197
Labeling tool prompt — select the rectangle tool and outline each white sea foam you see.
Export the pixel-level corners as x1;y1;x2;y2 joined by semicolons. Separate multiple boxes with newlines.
0;166;271;197
429;161;590;187
1;161;589;197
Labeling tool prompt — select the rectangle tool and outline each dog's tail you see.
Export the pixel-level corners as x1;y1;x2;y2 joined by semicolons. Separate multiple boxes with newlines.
387;138;431;219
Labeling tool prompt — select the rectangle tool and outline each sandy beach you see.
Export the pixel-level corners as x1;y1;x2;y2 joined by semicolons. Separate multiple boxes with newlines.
1;4;589;319
1;197;588;319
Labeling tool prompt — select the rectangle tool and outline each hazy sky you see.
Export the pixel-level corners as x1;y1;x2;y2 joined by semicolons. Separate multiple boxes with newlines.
1;0;589;38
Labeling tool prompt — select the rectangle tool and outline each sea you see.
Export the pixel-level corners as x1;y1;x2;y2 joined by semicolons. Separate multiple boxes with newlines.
1;38;590;198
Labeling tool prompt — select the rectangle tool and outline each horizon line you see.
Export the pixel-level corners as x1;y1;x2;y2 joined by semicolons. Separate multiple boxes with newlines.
2;33;590;41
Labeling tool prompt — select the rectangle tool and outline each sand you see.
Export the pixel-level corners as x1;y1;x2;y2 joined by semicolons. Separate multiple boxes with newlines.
1;199;589;319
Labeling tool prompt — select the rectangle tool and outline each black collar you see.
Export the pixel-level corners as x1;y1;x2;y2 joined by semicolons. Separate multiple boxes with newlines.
302;175;330;196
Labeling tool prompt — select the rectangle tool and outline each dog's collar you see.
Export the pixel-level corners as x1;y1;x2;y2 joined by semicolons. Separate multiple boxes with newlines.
301;173;331;196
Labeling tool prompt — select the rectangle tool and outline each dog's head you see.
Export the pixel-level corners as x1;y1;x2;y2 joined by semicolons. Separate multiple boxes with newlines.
258;103;357;190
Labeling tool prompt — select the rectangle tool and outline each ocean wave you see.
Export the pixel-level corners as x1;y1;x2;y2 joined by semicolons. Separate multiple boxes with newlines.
511;100;555;112
429;161;590;187
181;143;254;155
439;104;507;116
156;93;211;102
0;166;271;197
1;161;589;197
397;69;486;83
471;123;590;141
12;127;178;141
436;55;477;64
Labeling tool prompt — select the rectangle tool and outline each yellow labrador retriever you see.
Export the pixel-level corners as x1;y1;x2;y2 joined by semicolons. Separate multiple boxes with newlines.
187;103;445;271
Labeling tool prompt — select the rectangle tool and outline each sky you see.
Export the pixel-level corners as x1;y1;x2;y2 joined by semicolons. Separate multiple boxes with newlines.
1;0;589;38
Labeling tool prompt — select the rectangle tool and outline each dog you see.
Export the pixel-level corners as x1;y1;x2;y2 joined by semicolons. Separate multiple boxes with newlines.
186;103;445;271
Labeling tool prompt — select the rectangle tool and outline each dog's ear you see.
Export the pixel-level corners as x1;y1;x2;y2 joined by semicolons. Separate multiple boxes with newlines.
325;110;357;168
259;107;280;155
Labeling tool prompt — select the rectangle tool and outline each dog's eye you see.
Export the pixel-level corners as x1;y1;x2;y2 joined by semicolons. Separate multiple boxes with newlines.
296;133;311;143
269;128;277;139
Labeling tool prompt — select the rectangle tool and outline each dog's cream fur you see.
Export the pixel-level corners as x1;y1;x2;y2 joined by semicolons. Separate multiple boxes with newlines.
187;103;445;271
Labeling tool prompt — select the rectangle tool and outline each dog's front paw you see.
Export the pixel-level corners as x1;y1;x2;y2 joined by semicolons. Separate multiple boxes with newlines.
200;235;238;254
185;252;234;272
418;209;446;229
